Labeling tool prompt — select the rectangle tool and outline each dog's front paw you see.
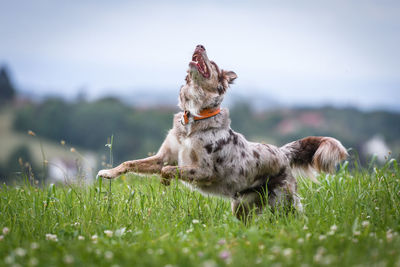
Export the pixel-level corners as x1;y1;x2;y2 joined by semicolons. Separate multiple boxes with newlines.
161;166;177;180
160;166;175;186
97;169;119;179
160;177;171;186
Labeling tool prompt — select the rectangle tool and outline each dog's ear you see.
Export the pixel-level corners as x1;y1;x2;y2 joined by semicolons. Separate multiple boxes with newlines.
223;70;237;85
219;70;237;93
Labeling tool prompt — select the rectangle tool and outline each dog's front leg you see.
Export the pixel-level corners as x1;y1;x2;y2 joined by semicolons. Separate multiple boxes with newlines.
160;165;213;184
97;155;165;179
97;130;179;179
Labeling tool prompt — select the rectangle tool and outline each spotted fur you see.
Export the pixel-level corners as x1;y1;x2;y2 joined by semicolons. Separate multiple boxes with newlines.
97;45;348;220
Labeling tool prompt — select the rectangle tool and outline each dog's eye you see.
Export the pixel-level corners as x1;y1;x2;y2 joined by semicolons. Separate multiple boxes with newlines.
217;84;225;95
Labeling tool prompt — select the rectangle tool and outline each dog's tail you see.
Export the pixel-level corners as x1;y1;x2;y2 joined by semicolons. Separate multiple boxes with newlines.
281;136;348;182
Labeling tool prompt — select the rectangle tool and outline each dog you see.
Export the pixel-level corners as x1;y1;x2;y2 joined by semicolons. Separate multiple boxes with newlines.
97;44;348;220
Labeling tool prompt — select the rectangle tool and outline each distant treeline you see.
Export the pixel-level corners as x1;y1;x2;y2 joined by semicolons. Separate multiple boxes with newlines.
12;97;400;165
230;103;400;152
13;97;173;164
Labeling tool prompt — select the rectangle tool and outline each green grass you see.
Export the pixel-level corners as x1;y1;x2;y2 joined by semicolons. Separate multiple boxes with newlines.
0;159;399;267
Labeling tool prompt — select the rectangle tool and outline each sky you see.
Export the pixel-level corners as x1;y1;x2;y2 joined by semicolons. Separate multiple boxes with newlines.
1;0;399;110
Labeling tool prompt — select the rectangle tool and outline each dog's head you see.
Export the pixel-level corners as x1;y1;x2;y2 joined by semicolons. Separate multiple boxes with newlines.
178;45;237;115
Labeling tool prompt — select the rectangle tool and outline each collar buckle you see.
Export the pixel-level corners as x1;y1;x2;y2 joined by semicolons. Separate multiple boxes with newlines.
181;107;221;125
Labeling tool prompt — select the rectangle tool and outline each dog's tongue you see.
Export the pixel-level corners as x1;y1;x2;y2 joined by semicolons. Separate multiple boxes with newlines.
190;53;209;78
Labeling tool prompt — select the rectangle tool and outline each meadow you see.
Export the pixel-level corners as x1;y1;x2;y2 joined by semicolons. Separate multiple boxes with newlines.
0;157;399;267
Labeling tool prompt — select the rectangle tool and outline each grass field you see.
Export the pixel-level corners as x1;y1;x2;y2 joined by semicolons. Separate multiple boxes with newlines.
0;158;399;267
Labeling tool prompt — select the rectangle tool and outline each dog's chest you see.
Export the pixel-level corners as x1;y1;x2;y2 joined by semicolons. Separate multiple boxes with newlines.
178;137;196;166
177;132;214;167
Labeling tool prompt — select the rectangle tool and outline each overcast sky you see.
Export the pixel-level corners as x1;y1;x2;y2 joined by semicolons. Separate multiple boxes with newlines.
1;0;399;110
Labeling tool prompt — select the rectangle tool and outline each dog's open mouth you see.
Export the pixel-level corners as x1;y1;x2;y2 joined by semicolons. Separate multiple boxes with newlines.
189;52;210;79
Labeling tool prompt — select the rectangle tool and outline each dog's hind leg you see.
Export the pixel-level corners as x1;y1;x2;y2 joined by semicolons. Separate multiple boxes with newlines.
268;172;303;213
97;130;179;179
231;192;265;222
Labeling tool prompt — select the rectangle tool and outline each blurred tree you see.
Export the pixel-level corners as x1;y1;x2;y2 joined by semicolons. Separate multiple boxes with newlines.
13;97;173;163
2;145;36;183
230;101;253;135
0;65;16;104
12;97;400;165
0;163;6;182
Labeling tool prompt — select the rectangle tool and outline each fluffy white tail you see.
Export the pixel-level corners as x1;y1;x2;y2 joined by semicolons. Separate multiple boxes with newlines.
281;136;348;181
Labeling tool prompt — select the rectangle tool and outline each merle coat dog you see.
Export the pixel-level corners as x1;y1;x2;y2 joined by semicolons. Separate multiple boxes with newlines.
97;45;348;219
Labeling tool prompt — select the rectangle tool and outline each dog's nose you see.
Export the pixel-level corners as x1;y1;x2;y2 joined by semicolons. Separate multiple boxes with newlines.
196;44;206;51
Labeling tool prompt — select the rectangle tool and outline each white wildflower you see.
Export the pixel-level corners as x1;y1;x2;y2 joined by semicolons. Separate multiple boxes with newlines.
115;227;126;237
2;227;10;235
353;231;361;236
105;251;114;260
31;242;39;250
0;235;4;241
182;247;190;254
314;247;326;263
386;230;393;242
297;238;304;244
330;225;337;231
104;230;113;237
313;254;322;263
4;255;14;264
267;255;275;261
318;235;326;241
271;246;281;254
29;258;38;266
282;248;293;257
91;234;98;241
45;234;58;242
202;259;217;267
15;248;27;257
63;255;74;264
78;235;85;240
192;219;200;224
362;221;370;228
322;255;334;265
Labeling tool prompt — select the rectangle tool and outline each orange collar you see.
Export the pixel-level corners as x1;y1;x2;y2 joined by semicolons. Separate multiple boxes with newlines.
182;107;221;125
